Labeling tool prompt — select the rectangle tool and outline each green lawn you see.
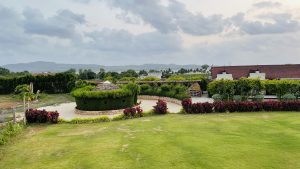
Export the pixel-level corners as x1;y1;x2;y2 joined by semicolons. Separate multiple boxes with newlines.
1;113;300;169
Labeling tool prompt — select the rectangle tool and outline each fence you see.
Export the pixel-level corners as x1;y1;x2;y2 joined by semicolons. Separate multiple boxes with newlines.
0;106;26;127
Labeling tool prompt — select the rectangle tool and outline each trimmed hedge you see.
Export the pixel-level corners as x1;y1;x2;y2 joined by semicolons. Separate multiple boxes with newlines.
208;79;300;100
72;83;139;111
140;83;190;100
0;73;76;94
182;98;300;114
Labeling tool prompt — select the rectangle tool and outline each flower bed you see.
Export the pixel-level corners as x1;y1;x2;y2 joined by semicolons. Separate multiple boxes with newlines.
25;109;59;124
182;98;300;114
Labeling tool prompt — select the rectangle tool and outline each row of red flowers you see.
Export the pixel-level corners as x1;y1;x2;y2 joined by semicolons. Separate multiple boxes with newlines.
25;109;59;124
182;99;300;114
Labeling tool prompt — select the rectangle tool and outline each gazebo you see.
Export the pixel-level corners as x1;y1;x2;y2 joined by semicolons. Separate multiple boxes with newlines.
188;83;202;97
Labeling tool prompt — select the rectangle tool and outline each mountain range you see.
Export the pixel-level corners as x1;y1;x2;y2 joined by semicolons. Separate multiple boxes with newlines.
2;61;205;73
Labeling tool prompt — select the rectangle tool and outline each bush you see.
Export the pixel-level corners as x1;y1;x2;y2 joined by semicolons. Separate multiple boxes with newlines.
212;94;223;101
25;109;59;124
139;83;190;100
153;99;168;114
233;95;242;102
48;111;59;124
181;98;192;113
225;101;238;112
0;122;24;145
262;101;282;111
236;102;257;112
202;102;214;113
0;73;76;94
252;95;264;102
282;94;297;101
191;103;205;114
123;106;143;118
281;101;300;111
67;116;110;124
213;102;227;113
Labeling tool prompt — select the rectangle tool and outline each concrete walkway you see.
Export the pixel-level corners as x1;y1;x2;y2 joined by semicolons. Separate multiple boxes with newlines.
38;99;182;120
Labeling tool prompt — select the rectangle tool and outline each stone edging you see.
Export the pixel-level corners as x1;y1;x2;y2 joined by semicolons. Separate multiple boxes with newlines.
75;108;124;116
138;95;182;105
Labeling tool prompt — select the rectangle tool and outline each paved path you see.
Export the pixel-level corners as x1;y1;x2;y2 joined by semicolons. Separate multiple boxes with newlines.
39;99;182;120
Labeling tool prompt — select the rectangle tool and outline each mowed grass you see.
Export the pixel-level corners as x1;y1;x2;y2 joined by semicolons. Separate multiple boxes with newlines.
1;113;300;169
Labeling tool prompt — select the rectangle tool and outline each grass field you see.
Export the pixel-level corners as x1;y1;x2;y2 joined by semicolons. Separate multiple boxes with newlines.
1;113;300;169
0;94;74;110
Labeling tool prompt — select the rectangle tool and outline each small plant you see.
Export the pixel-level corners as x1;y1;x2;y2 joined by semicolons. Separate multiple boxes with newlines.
233;95;242;102
252;95;264;102
212;94;223;101
123;106;143;118
25;109;60;124
282;94;297;101
0;122;24;145
182;98;192;113
153;99;168;114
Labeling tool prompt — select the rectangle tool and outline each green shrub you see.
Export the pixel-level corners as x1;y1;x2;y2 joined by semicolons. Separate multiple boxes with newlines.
233;95;242;102
66;116;111;124
72;83;139;111
0;73;76;94
282;94;297;101
212;94;223;101
0;122;24;145
139;76;160;81
252;95;264;102
139;83;189;100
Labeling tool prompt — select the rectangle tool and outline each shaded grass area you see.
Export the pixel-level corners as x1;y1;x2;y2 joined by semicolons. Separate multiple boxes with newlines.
1;112;300;169
0;94;74;110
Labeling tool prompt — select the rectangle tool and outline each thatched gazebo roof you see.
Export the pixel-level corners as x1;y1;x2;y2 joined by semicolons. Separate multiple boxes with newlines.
189;83;201;91
95;81;120;91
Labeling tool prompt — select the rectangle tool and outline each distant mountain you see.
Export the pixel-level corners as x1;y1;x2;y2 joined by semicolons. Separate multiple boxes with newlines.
2;61;204;73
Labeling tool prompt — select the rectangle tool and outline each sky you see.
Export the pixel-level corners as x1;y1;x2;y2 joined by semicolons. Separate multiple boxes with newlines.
0;0;300;66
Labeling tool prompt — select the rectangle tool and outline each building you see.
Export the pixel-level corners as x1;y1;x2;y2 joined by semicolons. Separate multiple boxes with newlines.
211;64;300;80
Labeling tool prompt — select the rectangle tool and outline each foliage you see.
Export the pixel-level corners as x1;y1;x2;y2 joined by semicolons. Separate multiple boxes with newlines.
78;69;97;80
64;116;111;124
281;94;297;101
119;77;137;82
72;83;139;111
123;106;143;118
208;79;264;100
14;84;30;94
25;109;59;124
0;122;24;145
139;76;160;81
252;94;264;102
138;70;148;76
212;94;223;101
0;72;76;94
263;80;300;99
153;99;168;114
233;95;242;102
139;83;190;100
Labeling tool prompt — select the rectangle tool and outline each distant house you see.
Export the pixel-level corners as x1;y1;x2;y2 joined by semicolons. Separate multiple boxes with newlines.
211;64;300;80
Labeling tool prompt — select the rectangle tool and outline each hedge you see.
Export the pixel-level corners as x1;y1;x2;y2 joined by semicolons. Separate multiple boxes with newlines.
72;83;139;111
182;98;300;114
208;79;300;100
0;73;76;94
140;83;190;100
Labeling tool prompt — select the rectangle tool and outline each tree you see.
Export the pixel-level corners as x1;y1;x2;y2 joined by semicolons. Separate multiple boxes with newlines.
120;69;138;78
65;68;76;74
78;69;96;80
0;67;10;76
138;70;148;76
97;68;106;80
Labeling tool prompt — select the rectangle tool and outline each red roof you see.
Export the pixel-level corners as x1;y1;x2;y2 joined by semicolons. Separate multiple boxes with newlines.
211;64;300;80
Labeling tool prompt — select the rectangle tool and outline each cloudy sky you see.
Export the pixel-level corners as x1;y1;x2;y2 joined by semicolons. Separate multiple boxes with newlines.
1;0;300;66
